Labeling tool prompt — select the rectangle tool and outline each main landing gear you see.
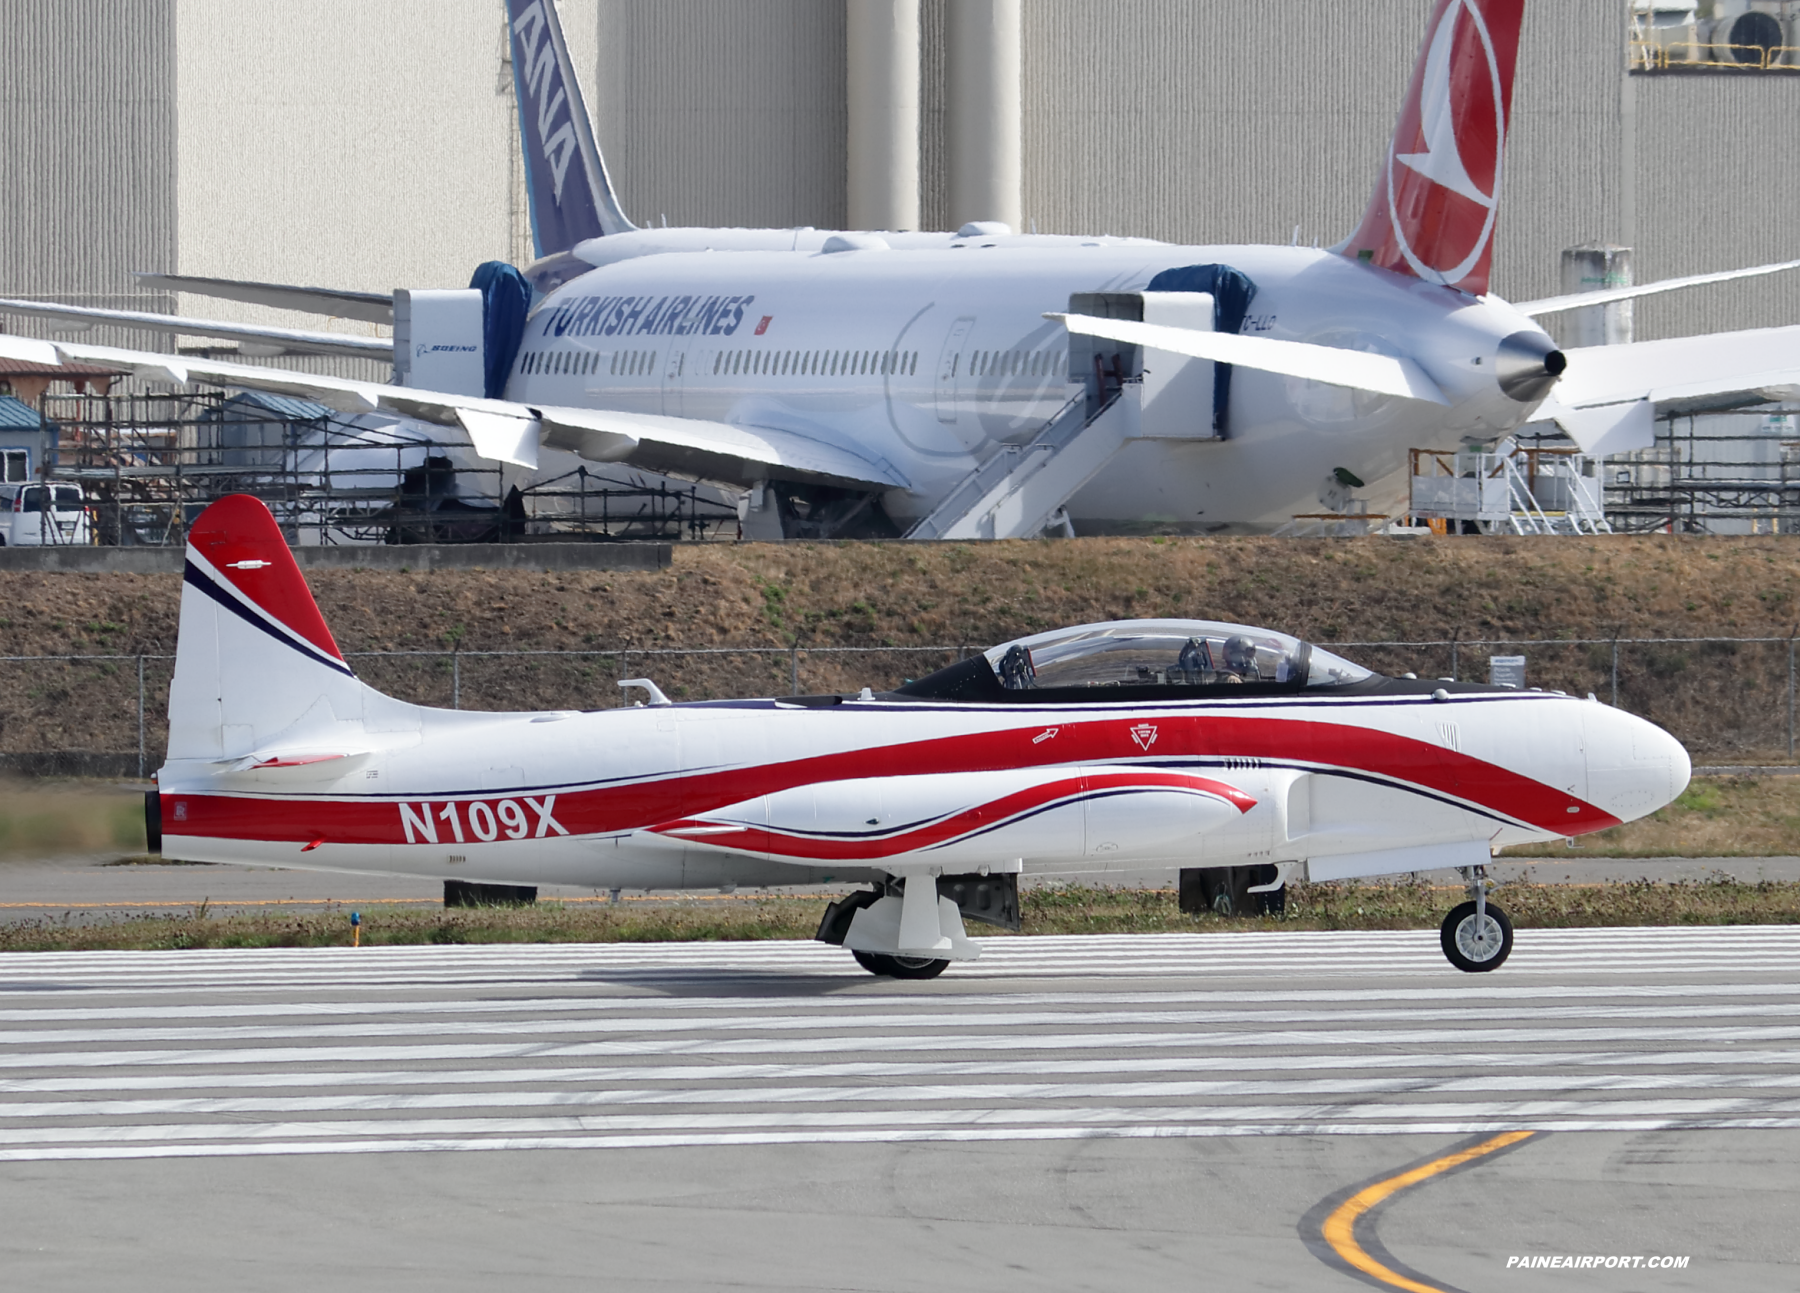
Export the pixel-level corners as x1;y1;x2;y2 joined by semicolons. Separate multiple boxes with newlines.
1440;865;1513;973
817;871;1021;978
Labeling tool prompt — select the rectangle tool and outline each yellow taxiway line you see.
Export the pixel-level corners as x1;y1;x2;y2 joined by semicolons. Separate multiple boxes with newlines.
1321;1130;1536;1293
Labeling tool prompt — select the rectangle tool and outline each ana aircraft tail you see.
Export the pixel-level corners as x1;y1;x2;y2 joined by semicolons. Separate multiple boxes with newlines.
1337;0;1524;296
167;496;408;764
505;0;635;257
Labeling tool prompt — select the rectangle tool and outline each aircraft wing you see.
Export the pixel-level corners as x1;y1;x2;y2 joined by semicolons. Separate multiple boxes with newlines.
1512;257;1800;317
0;296;390;361
1534;324;1800;456
1046;312;1448;404
132;273;395;325
0;332;905;491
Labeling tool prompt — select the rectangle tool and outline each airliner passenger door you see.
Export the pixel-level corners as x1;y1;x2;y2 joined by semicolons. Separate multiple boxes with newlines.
661;336;693;416
935;317;974;424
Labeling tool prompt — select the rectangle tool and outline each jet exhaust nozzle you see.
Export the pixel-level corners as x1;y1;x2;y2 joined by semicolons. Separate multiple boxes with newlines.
1495;330;1565;403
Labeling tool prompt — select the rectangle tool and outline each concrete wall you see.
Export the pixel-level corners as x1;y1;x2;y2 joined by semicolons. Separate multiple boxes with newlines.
1634;73;1800;339
592;0;848;230
0;0;177;335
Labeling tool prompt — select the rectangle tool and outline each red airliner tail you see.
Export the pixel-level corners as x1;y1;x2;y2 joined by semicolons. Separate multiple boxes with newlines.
1337;0;1526;296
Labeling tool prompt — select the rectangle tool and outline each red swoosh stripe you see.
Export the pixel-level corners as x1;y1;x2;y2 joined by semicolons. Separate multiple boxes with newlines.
647;770;1254;862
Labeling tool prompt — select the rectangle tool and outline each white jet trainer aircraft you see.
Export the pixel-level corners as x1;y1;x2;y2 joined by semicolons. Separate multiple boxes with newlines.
4;0;1800;537
150;494;1690;975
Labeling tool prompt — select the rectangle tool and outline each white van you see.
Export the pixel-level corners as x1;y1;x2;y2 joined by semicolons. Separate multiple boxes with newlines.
0;483;89;546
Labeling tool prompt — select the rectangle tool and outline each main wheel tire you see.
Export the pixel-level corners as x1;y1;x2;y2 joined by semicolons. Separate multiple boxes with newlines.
851;950;950;979
1440;900;1513;973
885;954;950;980
851;950;889;975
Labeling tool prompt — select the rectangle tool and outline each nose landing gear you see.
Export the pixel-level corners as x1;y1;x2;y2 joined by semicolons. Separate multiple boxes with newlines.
1440;865;1513;972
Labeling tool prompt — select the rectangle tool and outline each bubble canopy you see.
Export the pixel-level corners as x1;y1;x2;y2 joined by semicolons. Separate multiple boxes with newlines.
976;619;1373;693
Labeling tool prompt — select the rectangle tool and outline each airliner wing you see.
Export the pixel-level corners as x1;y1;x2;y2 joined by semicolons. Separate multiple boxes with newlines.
1512;257;1800;317
132;273;395;325
1046;312;1448;404
0;334;906;491
1534;324;1800;456
0;297;390;361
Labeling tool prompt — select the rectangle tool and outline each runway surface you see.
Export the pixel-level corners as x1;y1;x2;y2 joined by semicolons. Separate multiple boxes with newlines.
2;929;1797;1289
2;928;1799;1158
3;854;1797;921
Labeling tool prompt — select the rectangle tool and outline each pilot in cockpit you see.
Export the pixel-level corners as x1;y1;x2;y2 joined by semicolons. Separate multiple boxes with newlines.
1222;634;1260;682
997;643;1036;690
1175;637;1210;684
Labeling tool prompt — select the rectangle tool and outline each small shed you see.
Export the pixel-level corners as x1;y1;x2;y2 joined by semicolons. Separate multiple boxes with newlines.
0;394;57;483
0;356;118;409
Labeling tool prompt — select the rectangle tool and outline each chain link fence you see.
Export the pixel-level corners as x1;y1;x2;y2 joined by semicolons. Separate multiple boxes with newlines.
1;637;1792;778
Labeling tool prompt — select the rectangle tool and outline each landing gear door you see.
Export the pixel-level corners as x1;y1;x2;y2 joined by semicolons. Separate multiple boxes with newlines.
1139;291;1218;440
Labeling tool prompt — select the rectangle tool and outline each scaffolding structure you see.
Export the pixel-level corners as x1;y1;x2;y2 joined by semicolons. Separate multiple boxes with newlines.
1406;441;1612;535
1603;408;1800;534
31;389;739;546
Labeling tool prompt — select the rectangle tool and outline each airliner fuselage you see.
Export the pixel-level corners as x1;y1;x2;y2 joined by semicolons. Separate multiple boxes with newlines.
509;241;1554;531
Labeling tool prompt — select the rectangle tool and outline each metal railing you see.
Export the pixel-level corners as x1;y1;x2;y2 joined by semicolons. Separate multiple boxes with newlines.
2;636;1797;778
1630;39;1800;73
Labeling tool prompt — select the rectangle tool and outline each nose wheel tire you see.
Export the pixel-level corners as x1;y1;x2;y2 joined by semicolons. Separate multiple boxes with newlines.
1440;900;1513;973
851;950;951;979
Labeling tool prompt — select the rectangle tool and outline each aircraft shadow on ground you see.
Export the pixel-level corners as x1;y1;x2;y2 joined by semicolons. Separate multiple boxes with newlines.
572;968;875;997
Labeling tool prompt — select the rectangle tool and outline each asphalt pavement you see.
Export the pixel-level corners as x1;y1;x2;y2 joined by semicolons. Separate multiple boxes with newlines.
2;854;1797;922
0;928;1795;1290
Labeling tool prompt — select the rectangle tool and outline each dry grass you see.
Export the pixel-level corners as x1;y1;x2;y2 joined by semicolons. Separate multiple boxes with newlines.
3;534;1800;758
0;782;143;857
1505;774;1800;857
3;879;1797;952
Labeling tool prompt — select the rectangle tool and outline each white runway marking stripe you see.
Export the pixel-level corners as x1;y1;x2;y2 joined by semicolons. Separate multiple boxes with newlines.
3;928;1799;1161
8;998;1800;1048
4;927;1798;994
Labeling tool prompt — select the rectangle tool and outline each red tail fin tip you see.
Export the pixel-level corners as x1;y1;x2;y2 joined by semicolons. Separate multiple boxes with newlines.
1338;0;1525;296
186;494;344;663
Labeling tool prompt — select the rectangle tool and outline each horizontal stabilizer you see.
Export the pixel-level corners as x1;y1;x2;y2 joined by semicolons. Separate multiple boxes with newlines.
0;297;390;361
1513;257;1800;317
134;273;394;324
1047;312;1448;404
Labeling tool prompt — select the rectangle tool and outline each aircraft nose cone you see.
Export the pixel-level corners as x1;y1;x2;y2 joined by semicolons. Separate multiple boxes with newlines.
1585;704;1691;825
1495;330;1565;403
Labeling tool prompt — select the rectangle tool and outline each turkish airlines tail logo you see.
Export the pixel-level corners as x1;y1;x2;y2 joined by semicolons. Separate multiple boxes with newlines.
1336;0;1524;296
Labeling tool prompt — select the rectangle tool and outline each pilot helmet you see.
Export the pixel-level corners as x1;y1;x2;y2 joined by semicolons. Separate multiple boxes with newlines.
1223;635;1258;675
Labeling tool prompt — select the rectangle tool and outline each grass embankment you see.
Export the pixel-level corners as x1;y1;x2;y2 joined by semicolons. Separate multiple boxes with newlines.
0;783;144;857
1505;773;1800;857
6;533;1800;761
4;878;1797;952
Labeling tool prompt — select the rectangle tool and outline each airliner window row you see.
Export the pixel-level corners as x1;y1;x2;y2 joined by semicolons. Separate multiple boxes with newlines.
710;349;920;378
517;349;655;377
971;348;1057;378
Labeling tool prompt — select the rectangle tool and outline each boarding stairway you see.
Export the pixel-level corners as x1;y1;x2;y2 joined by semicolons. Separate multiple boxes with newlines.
903;387;1137;541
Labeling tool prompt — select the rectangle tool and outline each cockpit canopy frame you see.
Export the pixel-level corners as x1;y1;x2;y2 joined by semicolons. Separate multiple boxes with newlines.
894;618;1373;704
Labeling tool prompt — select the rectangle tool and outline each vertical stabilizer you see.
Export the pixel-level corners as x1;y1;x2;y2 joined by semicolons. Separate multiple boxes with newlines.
1336;0;1524;296
505;0;635;256
167;496;378;762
